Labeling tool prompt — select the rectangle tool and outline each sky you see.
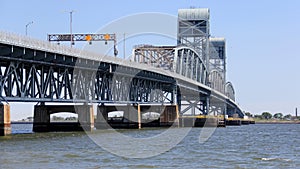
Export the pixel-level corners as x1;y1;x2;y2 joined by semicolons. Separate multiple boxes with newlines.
1;0;300;120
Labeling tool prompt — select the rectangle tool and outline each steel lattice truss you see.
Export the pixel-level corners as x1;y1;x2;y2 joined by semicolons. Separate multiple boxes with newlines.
132;45;175;70
209;38;226;73
177;8;210;69
208;38;226;93
133;46;208;85
0;43;175;104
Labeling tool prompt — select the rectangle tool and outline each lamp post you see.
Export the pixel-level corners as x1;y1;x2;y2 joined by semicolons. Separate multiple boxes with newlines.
123;33;126;59
65;10;75;46
25;21;33;36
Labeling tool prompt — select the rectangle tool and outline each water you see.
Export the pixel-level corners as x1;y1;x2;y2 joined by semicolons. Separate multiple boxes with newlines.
1;124;300;168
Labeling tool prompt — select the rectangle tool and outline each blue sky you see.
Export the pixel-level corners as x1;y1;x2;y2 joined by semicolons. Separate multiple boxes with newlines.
1;0;300;119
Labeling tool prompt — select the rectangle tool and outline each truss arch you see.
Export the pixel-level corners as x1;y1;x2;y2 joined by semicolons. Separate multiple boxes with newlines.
225;82;235;101
208;69;225;93
133;45;208;85
174;46;208;84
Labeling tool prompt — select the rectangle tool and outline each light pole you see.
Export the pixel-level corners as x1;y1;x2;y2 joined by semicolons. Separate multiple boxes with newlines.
25;21;33;36
123;33;126;59
65;10;75;46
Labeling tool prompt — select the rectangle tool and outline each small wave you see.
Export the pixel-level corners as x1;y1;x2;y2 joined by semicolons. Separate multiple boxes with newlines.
63;153;81;158
132;164;156;168
261;157;292;162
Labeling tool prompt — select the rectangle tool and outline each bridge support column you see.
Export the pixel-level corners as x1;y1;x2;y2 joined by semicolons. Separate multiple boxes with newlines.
224;103;227;119
176;104;180;127
76;105;94;132
137;104;141;129
95;105;108;129
126;104;138;127
33;105;50;132
160;105;177;127
205;96;210;115
0;104;11;136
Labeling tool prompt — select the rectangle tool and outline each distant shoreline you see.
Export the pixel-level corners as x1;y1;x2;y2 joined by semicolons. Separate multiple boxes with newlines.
255;120;300;124
10;120;300;125
11;121;78;124
11;121;33;124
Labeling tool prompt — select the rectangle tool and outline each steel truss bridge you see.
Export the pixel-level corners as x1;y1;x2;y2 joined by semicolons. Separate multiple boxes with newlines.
0;8;244;123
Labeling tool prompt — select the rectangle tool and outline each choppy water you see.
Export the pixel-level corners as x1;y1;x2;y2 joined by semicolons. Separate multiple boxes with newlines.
1;124;300;168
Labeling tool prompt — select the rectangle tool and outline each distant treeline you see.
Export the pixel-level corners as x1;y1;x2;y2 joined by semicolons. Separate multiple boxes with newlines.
245;112;299;120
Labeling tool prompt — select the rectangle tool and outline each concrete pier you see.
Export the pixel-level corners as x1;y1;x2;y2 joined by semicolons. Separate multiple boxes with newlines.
159;105;177;127
179;115;219;127
95;104;178;129
76;105;94;131
225;118;241;126
95;104;139;129
0;104;11;136
33;105;49;132
33;104;94;132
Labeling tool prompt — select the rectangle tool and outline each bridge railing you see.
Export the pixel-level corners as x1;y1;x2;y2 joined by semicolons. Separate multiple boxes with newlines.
0;31;84;58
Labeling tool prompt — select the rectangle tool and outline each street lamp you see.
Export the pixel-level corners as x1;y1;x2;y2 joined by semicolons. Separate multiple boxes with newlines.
123;33;126;59
25;21;33;36
64;10;75;46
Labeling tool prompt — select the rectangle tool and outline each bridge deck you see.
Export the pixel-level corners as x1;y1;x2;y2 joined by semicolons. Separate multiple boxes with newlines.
0;31;244;117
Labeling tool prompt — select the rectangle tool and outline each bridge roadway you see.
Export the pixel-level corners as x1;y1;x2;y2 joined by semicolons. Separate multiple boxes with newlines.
0;31;245;135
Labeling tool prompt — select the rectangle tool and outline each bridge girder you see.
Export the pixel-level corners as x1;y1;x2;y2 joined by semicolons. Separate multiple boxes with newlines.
0;44;175;104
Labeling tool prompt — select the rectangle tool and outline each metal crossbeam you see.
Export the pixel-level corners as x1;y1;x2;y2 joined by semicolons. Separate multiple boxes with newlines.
47;33;118;56
48;34;116;42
